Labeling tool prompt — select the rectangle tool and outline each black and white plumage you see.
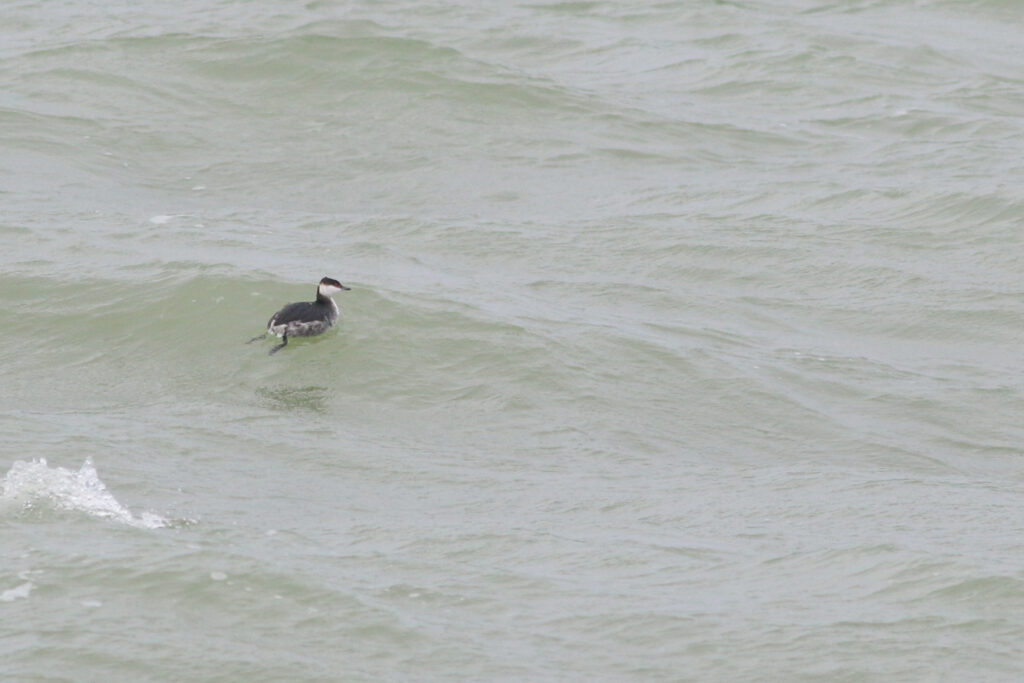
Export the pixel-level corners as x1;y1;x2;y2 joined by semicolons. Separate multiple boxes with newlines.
248;277;350;354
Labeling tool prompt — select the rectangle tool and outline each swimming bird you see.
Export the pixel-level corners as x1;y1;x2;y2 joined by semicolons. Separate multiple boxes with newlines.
249;277;350;354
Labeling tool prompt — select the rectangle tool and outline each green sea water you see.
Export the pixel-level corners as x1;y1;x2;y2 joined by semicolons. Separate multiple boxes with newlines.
2;1;1023;679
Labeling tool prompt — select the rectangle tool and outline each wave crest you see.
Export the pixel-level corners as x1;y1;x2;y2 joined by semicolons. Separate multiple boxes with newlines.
1;458;168;529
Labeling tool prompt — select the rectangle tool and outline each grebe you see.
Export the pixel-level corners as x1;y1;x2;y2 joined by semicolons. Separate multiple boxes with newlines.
248;277;350;354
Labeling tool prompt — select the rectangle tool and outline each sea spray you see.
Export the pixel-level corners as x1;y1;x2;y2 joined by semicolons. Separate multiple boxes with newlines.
1;458;168;529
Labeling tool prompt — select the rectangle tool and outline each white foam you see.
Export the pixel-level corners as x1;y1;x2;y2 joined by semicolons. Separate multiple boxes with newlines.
149;214;174;224
0;458;168;529
0;582;34;602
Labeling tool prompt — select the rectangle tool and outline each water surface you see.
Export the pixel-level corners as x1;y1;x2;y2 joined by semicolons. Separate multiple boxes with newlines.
2;0;1023;679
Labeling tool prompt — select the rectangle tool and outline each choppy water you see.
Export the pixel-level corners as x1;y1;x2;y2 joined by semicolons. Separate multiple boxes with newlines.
2;0;1023;679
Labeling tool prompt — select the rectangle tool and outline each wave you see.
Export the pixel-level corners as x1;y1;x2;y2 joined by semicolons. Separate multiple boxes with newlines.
1;457;169;529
